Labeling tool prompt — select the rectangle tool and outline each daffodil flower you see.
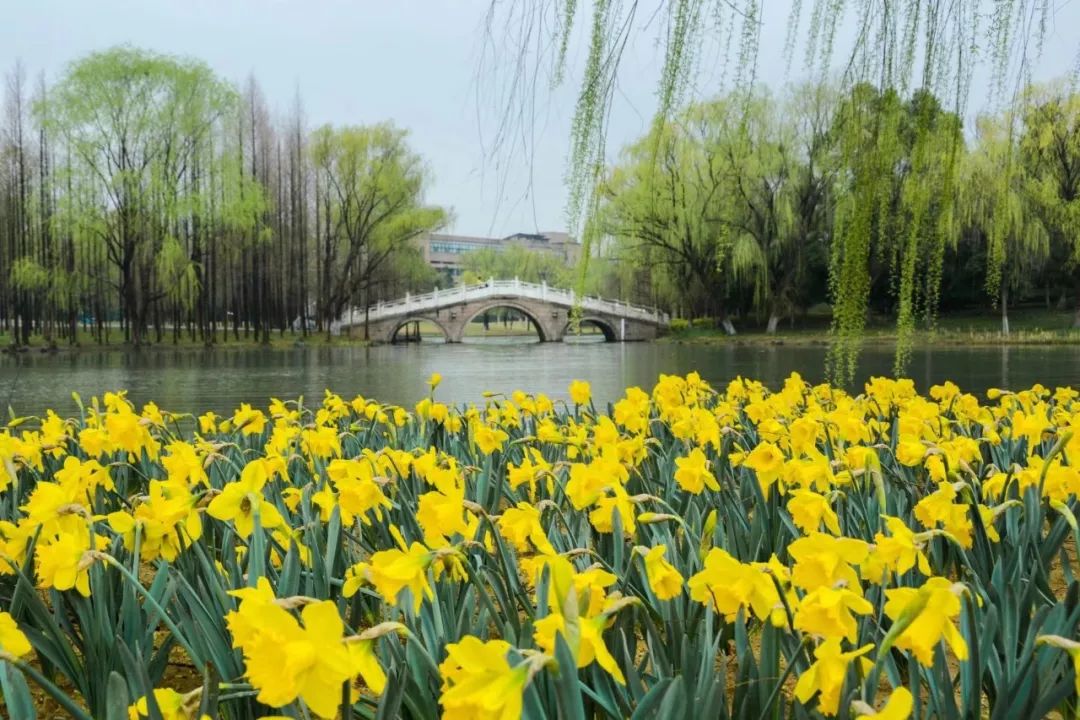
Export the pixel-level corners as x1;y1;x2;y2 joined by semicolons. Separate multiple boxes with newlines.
206;459;285;538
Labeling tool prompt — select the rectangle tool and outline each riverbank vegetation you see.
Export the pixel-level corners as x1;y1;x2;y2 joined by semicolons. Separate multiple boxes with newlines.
663;307;1080;347
0;48;444;350
0;5;1073;401
3;43;1078;362
486;0;1076;379
594;83;1080;347
1;374;1079;719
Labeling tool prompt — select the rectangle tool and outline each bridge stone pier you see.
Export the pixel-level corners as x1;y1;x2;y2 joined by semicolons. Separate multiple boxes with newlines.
333;279;670;344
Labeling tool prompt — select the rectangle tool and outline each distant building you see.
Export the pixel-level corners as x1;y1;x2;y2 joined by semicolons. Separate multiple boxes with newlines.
417;231;581;282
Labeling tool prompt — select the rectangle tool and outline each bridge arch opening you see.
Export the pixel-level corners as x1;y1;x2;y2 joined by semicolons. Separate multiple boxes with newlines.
461;304;546;343
564;317;617;343
390;318;450;344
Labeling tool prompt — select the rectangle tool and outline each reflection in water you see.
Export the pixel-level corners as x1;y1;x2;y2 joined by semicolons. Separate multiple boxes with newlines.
2;339;1078;415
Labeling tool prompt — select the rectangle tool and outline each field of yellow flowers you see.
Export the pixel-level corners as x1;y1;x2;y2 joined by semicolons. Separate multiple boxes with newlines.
1;372;1079;719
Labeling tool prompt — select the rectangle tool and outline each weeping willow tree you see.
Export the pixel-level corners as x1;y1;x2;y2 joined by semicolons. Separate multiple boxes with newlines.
485;0;1057;379
705;91;798;334
309;123;447;338
960;112;1049;335
601;88;833;333
1019;83;1080;325
600;109;736;329
714;89;838;334
828;85;963;379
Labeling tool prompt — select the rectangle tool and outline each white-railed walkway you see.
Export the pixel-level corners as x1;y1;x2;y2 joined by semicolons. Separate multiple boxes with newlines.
332;278;670;333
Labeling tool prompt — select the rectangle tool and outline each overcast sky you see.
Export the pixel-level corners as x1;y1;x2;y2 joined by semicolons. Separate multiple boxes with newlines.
3;1;1078;237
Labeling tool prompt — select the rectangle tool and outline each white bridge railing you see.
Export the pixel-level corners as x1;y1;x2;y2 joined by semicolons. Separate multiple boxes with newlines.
335;278;670;330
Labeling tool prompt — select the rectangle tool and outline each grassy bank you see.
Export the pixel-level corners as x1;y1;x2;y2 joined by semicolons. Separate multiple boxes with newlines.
663;307;1080;346
1;328;372;353
6;308;1079;351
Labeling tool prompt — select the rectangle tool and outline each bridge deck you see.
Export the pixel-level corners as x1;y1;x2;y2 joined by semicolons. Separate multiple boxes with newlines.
336;279;670;329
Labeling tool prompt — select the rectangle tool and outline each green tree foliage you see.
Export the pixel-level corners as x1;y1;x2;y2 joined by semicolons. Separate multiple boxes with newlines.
713;89;835;333
43;47;254;345
309;123;446;335
598;80;1080;362
598;85;828;334
4;34;1079;359
487;0;1057;376
1;47;454;348
960;113;1049;335
828;86;962;378
1019;83;1080;325
600;106;736;330
459;244;575;288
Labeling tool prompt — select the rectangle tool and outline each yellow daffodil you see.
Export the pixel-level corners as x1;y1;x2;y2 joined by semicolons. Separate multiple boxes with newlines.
325;457;393;525
743;441;786;498
161;441;209;488
241;601;355;718
108;481;202;562
301;423;342;460
534;611;626;684
0;611;32;659
853;686;914;720
473;423;509;455
418;487;472;547
198;411;219;435
231;404;267;436
674;447;720;494
588;483;637;534
794;586;873;641
794;638;874;716
883;576;968;666
438;636;528;720
642;544;683;600
206;458;285;538
54;455;114;500
36;527;97;596
688;547;781;623
787;488;841;535
569;379;591;406
788;533;868;592
128;688;200;720
498;503;555;555
348;541;434;613
863;516;932;583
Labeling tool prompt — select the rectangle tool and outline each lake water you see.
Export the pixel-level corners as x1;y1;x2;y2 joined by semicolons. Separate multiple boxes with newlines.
2;339;1078;415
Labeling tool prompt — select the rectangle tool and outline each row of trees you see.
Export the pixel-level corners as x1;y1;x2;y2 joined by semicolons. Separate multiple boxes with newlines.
0;47;445;347
4;46;1077;350
594;82;1080;340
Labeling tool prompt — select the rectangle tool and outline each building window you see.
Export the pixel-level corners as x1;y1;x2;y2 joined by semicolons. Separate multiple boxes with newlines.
430;241;491;254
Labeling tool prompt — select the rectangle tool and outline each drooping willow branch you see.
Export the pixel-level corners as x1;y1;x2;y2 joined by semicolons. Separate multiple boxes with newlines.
482;0;1059;379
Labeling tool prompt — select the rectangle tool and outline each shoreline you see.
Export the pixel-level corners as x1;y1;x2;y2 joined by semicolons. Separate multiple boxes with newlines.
0;326;608;354
5;320;1080;354
5;333;1080;355
1;335;373;355
660;330;1080;348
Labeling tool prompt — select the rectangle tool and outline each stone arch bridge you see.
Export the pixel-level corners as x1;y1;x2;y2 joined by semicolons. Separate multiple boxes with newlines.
333;279;670;343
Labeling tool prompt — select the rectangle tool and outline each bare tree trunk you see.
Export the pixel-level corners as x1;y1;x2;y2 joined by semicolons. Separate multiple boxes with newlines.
1001;284;1010;336
766;302;781;334
1072;279;1080;329
364;290;370;341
